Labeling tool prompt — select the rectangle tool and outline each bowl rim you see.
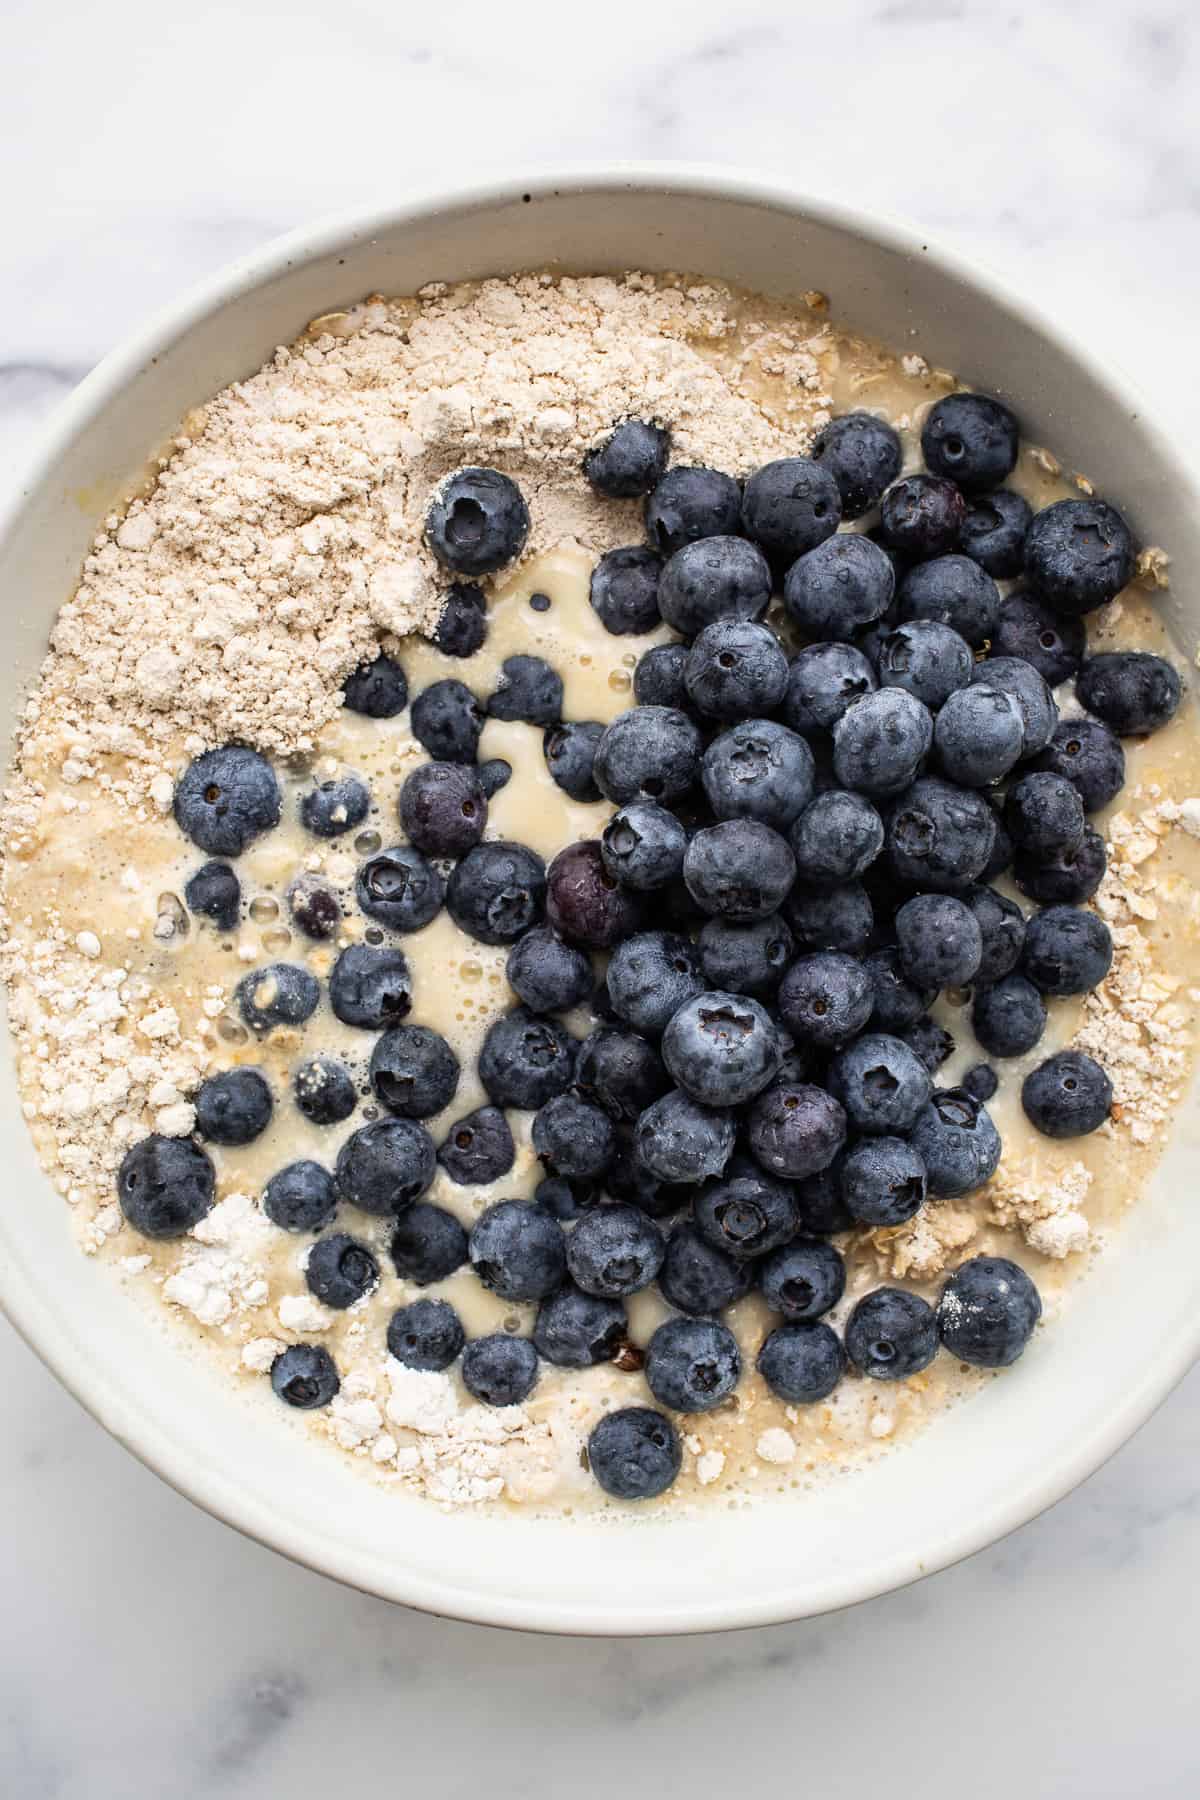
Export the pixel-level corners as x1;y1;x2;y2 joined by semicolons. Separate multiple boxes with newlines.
2;160;1198;1635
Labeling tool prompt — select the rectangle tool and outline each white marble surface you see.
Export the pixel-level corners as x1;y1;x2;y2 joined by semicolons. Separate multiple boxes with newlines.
3;1;1200;1793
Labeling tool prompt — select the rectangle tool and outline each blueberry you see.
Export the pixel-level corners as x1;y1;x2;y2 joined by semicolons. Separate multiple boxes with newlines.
1077;652;1183;736
370;1025;459;1120
1033;718;1125;813
601;801;688;890
271;1344;339;1409
343;652;407;718
329;944;413;1029
902;1014;956;1073
185;861;241;931
607;932;705;1037
462;1333;540;1407
778;950;874;1047
1013;821;1106;904
545;840;644;949
694;1161;799;1259
921;392;1020;493
1005;773;1085;860
938;1254;1042;1366
410;678;485;764
959;488;1033;578
506;927;592;1014
587;1406;680;1500
1024;498;1135;615
426;466;529;575
846;1288;938;1379
305;1232;379;1309
784;879;875;954
964;885;1026;983
982;815;1015;882
1022;1050;1112;1137
662;990;780;1106
589;546;665;636
593;705;703;806
1023;903;1113;996
585;418;671;498
832;688;933;797
759;1240;846;1322
387;1298;465;1371
634;641;689;707
827;1033;932;1136
294;1057;357;1127
117;1135;215;1238
193;1068;271;1147
388;1203;467;1285
741;456;842;563
437;1105;515;1186
645;1318;740;1414
603;1141;684;1220
886;775;997;891
488;654;563;726
432;583;488;657
645;466;743;558
477;758;513;799
658;1222;753;1315
909;1088;1001;1195
533;1284;627;1368
355;845;444;933
334;1118;436;1215
864;945;935;1032
701;721;815;829
532;1093;617;1181
810;411;902;518
972;656;1057;757
446;841;546;946
263;1160;338;1233
478;1007;576;1109
634;1088;735;1183
300;772;370;839
287;875;342;941
682;619;787;721
875;620;974;712
469;1199;566;1301
962;1062;998;1102
758;1322;846;1403
897;554;999;649
698;913;794;998
173;747;281;856
935;684;1025;787
783;642;878;738
746;1079;847;1180
236;963;320;1035
794;1165;855;1235
543;722;605;801
399;762;487;857
683;820;796;922
990;592;1084;686
576;1027;668;1122
567;1204;664;1298
783;532;895;639
840;1136;928;1226
896;892;982;988
788;789;884;885
879;474;966;559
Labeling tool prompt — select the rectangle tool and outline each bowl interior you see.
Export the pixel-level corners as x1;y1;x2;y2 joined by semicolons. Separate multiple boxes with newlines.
2;171;1198;1633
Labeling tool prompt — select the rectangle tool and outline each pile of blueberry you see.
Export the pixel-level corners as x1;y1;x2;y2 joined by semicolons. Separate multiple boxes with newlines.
115;390;1184;1503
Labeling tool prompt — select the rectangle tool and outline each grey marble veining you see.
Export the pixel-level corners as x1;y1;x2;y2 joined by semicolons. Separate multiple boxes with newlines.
3;2;1200;1795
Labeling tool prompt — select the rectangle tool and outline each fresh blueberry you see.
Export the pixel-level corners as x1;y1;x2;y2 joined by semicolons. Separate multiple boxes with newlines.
426;466;529;575
656;535;773;640
355;845;444;933
271;1344;339;1409
461;1334;539;1407
864;945;935;1031
758;1322;846;1403
794;1165;855;1235
658;1222;753;1316
370;1025;459;1120
683;820;796;922
778;951;874;1047
902;1014;955;1072
832;688;933;796
567;1204;664;1298
478;1007;576;1109
343;652;408;718
1005;773;1085;859
788;789;884;885
962;1062;998;1102
584;418;671;498
294;1057;357;1127
1013;826;1106;906
634;642;690;707
446;841;546;945
1033;718;1125;813
534;1284;627;1367
185;861;241;931
662;990;781;1106
601;801;688;890
972;656;1057;756
487;654;563;726
810;411;902;517
897;554;1000;649
593;705;703;806
437;1105;515;1187
697;913;794;998
909;1088;1002;1195
827;1033;932;1136
236;963;320;1035
645;1318;740;1413
701;721;815;829
938;1255;1042;1366
329;944;413;1029
1077;652;1183;736
935;684;1025;787
173;747;281;856
506;926;592;1014
387;1298;465;1371
645;466;743;557
587;1406;680;1500
741;457;842;563
886;775;997;891
287;875;342;941
264;1160;338;1233
117;1135;215;1238
389;1203;468;1286
846;1288;938;1379
694;1161;799;1259
305;1232;379;1309
958;488;1033;579
1021;904;1113;996
300;772;370;839
684;619;788;721
879;474;966;559
783;532;894;639
759;1240;846;1322
409;678;485;764
784;879;875;954
432;583;488;657
634;1088;735;1183
981;814;1015;882
921;392;1019;493
783;642;878;738
895;892;982;988
532;1093;617;1181
576;1027;668;1122
194;1068;272;1147
1022;1050;1112;1137
874;620;974;712
840;1136;928;1226
746;1079;846;1180
545;840;644;948
477;758;513;799
543;721;605;801
965;885;1026;982
589;546;664;636
1024;498;1135;614
469;1199;566;1301
990;592;1084;686
334;1118;436;1215
607;932;705;1038
603;1142;684;1220
399;762;487;857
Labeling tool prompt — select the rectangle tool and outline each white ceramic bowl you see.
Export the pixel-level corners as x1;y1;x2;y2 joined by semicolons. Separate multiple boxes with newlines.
2;166;1198;1635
